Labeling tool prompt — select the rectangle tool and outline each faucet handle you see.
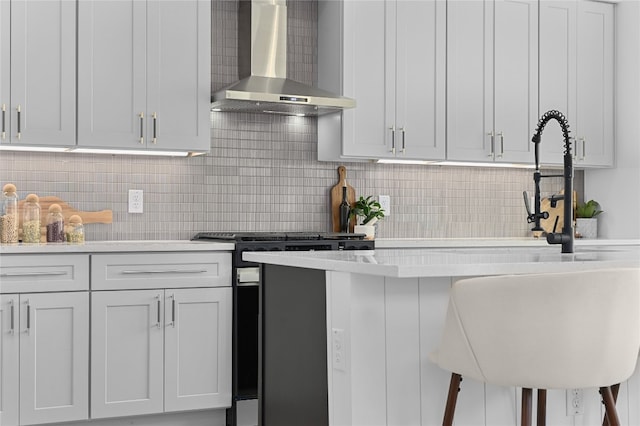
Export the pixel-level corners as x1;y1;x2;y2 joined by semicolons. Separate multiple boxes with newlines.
523;191;549;226
523;191;533;217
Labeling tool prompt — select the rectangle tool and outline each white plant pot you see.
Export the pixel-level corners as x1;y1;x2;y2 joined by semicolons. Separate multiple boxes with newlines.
576;218;598;239
354;225;375;240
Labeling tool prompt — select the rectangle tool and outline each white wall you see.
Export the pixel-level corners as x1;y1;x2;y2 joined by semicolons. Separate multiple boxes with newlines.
585;0;640;239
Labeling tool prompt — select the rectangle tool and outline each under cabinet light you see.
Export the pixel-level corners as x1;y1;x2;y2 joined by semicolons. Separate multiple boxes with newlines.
0;145;70;153
377;158;536;169
69;148;204;157
0;145;205;157
376;159;436;165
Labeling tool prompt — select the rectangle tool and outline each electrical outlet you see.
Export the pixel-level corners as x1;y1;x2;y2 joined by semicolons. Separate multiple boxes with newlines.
128;189;143;214
379;195;391;217
566;388;584;416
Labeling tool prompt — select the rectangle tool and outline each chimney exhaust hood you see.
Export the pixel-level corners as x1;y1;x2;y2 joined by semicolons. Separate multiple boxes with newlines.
211;0;355;116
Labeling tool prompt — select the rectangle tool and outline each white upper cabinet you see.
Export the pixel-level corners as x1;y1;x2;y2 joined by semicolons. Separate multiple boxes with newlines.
447;0;538;164
78;0;211;153
539;0;614;167
1;0;76;147
0;0;9;145
318;0;445;161
538;0;577;165
575;0;614;167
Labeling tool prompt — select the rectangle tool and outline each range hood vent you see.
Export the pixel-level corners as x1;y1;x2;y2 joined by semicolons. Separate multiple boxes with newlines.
211;0;355;116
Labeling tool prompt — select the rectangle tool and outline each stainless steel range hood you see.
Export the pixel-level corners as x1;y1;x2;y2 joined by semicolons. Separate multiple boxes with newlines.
211;0;355;116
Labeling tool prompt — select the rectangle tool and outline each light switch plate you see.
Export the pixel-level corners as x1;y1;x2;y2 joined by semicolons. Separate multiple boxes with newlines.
128;189;143;213
379;195;391;217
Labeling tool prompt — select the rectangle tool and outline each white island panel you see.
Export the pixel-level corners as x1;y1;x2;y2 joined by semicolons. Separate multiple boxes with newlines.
254;244;640;426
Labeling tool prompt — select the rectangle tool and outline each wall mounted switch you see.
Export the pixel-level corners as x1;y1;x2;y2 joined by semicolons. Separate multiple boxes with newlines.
379;195;391;217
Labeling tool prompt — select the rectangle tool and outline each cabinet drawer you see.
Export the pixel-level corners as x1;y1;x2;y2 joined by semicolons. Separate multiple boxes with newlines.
91;252;231;290
0;254;89;293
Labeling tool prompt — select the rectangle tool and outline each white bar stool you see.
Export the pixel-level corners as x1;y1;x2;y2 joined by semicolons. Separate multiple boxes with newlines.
430;268;640;426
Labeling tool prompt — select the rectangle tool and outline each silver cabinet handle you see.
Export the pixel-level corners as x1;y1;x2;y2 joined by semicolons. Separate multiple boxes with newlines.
170;295;176;328
399;127;406;153
389;126;396;155
487;131;495;157
121;269;207;275
580;137;586;160
152;112;157;144
9;299;15;334
496;131;504;158
0;271;67;277
16;105;21;140
156;294;162;328
25;300;31;334
139;112;144;144
1;103;5;140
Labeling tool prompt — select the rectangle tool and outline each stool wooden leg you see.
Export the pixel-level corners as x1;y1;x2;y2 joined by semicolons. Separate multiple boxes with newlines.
601;386;621;426
537;389;547;426
443;373;462;426
522;388;533;426
603;384;620;426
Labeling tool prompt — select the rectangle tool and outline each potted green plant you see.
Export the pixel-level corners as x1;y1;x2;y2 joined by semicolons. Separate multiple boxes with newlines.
350;196;385;239
575;199;603;239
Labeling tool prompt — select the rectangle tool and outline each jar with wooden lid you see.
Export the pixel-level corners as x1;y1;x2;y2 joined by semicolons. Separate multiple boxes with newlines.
66;215;84;244
46;203;65;243
1;183;19;244
22;194;41;244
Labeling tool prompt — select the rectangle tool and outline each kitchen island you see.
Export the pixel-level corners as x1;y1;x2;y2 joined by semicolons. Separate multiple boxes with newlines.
245;244;640;426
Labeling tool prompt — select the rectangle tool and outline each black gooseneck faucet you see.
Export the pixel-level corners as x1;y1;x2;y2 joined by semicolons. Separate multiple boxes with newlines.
524;110;575;253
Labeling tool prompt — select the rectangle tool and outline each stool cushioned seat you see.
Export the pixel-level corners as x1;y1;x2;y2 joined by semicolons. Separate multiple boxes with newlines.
430;268;640;426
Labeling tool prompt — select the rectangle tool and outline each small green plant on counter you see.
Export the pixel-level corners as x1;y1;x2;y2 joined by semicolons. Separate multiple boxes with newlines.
576;200;603;218
350;196;385;225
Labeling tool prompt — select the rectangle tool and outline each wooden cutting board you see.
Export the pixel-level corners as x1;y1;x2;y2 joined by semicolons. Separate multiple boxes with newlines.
16;196;112;241
539;190;577;235
330;166;356;232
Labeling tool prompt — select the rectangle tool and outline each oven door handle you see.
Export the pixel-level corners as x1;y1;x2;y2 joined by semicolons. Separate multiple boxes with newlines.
236;282;259;287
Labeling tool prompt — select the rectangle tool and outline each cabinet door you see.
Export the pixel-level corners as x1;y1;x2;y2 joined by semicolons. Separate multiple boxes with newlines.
19;292;89;425
395;0;446;160
91;290;164;418
9;0;76;146
0;0;9;144
493;0;538;163
0;295;18;426
77;0;147;148
165;288;232;411
576;0;614;167
447;0;493;161
146;0;211;152
341;0;389;158
538;0;577;166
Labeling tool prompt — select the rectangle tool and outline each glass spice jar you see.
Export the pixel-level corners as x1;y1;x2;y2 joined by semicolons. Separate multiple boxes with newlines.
22;194;41;244
1;183;19;244
46;203;65;243
66;215;84;244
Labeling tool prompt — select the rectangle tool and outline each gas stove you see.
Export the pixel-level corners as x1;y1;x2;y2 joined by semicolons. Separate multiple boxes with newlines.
191;231;369;242
191;230;374;426
192;231;374;267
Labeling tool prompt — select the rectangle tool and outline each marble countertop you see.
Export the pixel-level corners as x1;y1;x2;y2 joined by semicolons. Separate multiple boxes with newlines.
0;240;234;254
244;244;640;278
374;238;640;249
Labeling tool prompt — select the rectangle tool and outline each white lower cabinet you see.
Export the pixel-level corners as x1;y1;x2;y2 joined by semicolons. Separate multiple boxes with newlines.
0;292;89;426
91;287;232;419
0;294;19;426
